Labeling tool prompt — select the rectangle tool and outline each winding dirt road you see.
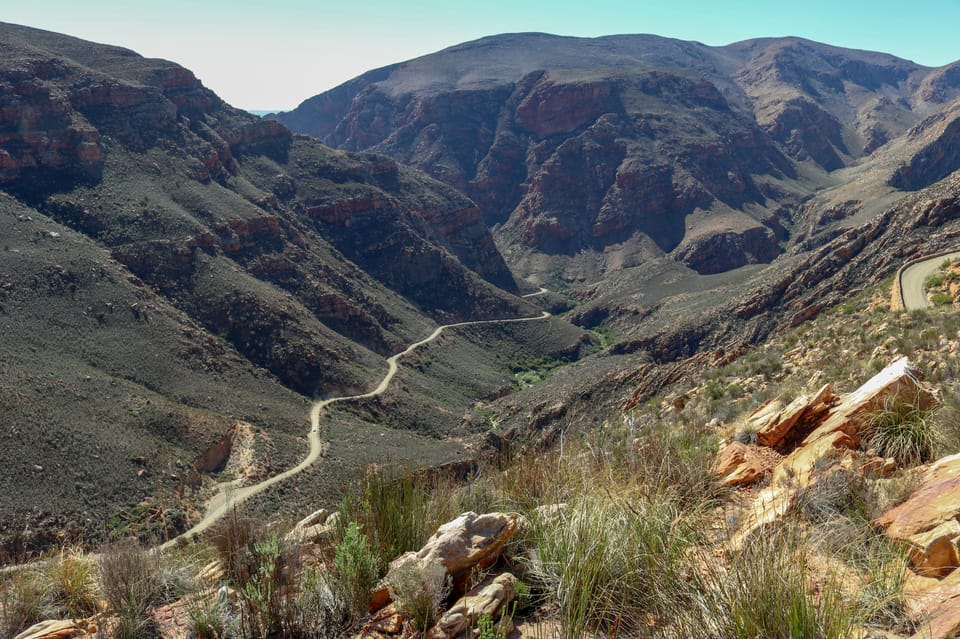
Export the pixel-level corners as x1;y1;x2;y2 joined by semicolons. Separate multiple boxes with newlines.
160;310;552;548
899;251;960;310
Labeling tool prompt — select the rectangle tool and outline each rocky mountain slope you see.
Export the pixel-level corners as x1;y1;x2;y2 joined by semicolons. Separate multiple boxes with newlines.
0;23;589;555
274;33;960;282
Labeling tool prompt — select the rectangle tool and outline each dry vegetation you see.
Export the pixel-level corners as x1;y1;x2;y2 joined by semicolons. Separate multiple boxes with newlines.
5;283;960;639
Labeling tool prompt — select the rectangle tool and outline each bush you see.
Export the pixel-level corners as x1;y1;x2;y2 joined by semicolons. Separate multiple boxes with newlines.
388;560;450;632
333;522;380;619
237;532;300;639
338;464;462;563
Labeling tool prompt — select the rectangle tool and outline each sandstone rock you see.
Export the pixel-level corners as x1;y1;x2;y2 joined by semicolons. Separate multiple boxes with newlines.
386;512;517;593
876;458;960;575
714;441;776;487
759;383;836;448
14;618;97;639
427;573;518;639
905;565;960;639
357;603;411;639
284;508;334;544
802;357;938;448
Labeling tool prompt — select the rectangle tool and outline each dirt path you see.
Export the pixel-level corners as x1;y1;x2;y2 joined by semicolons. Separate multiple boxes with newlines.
521;287;549;298
900;251;960;310
160;310;552;548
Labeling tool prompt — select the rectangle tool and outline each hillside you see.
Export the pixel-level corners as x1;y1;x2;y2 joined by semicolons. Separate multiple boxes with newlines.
10;284;960;639
0;22;589;555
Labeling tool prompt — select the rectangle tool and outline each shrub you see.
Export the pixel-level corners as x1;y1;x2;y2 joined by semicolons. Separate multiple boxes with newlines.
338;464;462;563
237;532;301;639
210;509;256;589
388;560;450;632
333;522;380;619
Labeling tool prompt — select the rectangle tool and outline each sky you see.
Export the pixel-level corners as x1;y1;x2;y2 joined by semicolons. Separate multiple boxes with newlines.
5;1;960;112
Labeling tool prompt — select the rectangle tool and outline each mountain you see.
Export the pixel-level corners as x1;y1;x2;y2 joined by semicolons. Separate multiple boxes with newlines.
272;33;960;282
0;22;589;556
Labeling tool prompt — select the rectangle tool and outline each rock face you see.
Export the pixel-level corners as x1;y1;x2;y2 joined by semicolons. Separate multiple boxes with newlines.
427;573;518;639
274;33;960;283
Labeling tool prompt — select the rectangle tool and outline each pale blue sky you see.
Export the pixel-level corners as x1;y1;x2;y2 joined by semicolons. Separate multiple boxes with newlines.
5;1;960;111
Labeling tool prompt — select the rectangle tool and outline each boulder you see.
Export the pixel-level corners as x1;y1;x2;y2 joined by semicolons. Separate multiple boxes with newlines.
427;573;518;639
387;512;517;589
801;357;938;448
905;566;960;639
876;457;960;575
357;603;411;639
285;509;338;544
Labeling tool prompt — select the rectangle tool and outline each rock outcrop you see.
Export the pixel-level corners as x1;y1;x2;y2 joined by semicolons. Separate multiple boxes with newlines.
725;357;938;546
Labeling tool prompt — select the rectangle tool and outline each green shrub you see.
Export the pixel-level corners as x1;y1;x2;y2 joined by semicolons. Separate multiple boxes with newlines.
333;522;380;619
930;292;954;306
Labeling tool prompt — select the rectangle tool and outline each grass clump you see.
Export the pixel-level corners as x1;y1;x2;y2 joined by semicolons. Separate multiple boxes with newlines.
0;571;53;637
863;395;943;466
524;493;698;639
672;530;855;639
45;545;100;618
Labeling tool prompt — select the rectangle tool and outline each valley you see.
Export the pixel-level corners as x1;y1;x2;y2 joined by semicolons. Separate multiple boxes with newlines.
3;15;960;639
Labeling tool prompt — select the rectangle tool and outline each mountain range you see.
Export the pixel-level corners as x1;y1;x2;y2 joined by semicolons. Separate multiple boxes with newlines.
3;23;960;556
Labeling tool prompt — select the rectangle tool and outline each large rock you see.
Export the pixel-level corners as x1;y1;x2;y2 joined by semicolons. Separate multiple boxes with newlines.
876;454;960;576
755;383;836;448
732;358;935;547
801;357;938;449
374;512;518;606
390;512;517;583
427;573;518;639
714;441;778;487
905;566;960;639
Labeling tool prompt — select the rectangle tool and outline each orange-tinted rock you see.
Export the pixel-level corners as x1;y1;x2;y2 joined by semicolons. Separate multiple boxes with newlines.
14;618;98;639
715;441;776;487
906;566;960;639
803;357;938;448
357;603;410;639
